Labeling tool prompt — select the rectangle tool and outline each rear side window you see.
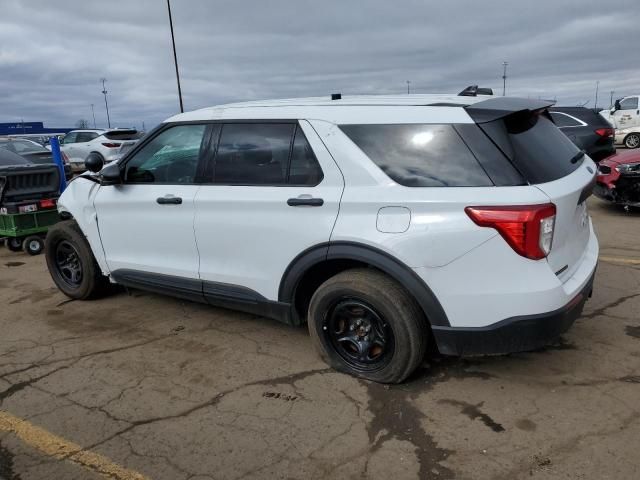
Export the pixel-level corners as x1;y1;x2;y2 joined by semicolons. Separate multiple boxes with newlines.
289;127;324;185
340;124;492;187
478;112;582;184
76;132;98;143
549;112;583;128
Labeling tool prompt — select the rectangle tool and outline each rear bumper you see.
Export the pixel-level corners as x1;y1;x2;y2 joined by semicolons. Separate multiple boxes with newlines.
432;267;596;356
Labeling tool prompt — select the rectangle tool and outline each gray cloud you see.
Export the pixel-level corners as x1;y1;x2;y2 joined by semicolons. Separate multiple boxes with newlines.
0;0;637;130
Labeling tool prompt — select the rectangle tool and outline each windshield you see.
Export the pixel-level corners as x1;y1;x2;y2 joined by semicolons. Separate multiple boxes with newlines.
3;139;49;155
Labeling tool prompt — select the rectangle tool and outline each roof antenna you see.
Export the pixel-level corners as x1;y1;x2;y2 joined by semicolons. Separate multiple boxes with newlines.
331;93;342;100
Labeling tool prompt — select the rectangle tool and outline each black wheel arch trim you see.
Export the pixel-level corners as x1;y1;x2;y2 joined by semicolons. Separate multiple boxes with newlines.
278;241;451;327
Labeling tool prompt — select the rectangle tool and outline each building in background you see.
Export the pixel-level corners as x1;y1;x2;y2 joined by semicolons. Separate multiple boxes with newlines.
0;121;73;137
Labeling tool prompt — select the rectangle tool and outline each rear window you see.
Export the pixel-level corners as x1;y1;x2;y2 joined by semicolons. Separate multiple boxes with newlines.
339;124;492;187
104;131;142;141
478;112;582;184
549;112;583;128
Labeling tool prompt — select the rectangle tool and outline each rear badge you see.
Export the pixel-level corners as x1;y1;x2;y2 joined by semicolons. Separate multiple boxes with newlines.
586;166;594;174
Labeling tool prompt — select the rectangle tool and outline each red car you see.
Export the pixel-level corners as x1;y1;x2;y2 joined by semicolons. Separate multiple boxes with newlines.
595;149;640;207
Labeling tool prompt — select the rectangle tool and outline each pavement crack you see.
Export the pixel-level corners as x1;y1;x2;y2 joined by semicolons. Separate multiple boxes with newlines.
582;292;640;319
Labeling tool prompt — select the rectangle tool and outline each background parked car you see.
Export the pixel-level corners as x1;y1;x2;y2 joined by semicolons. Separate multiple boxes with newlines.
614;126;640;149
600;95;640;130
0;137;72;180
549;107;615;161
595;149;640;208
59;129;142;172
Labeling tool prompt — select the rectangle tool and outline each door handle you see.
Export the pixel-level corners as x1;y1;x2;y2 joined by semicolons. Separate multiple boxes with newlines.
156;196;182;205
287;197;324;207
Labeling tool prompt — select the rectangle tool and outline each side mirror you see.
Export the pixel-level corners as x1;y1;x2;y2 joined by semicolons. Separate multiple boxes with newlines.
100;162;122;185
85;154;104;173
614;100;621;111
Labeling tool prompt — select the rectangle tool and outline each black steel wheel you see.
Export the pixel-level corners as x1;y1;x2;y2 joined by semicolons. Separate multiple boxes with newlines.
324;299;395;372
54;240;83;286
45;220;112;299
308;268;428;384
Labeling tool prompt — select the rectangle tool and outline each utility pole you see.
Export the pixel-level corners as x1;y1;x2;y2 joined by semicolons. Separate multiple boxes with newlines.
101;78;111;128
502;61;508;96
594;81;599;110
21;118;25;134
610;90;615;109
406;80;411;94
167;0;184;113
90;104;96;128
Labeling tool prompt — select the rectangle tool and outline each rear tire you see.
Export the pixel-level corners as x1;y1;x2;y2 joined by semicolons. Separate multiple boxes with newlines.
5;237;23;252
624;133;640;149
23;235;44;255
308;268;428;384
45;220;112;299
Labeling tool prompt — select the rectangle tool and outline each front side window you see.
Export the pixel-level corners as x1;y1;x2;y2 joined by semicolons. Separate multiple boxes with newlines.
340;124;492;187
62;132;77;144
125;124;206;184
620;97;639;110
213;123;295;185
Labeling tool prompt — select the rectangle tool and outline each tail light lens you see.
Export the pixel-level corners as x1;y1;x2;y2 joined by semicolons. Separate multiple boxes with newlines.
61;151;70;164
101;142;121;148
595;128;614;138
39;198;57;209
465;204;556;260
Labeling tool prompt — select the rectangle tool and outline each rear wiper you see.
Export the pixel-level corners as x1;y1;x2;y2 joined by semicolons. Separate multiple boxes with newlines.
570;150;585;164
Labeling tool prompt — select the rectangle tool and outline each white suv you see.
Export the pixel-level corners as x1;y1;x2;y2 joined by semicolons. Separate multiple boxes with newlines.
45;95;599;383
59;128;142;172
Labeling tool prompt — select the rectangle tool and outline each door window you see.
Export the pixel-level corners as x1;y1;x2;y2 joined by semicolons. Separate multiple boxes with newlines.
212;123;323;186
124;124;206;184
214;123;294;185
620;97;639;110
62;132;77;144
76;132;98;143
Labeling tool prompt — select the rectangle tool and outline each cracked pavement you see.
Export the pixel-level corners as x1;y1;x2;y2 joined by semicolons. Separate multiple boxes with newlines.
0;196;639;479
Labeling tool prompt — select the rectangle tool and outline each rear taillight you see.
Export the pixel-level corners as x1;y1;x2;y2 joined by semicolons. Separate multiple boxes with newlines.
465;204;556;260
101;142;121;148
595;128;614;138
61;151;70;164
39;199;57;209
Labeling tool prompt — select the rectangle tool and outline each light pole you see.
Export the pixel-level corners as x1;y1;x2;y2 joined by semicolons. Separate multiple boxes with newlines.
610;90;615;109
167;0;184;113
406;80;411;94
594;81;599;110
502;61;508;96
101;78;111;128
90;104;96;128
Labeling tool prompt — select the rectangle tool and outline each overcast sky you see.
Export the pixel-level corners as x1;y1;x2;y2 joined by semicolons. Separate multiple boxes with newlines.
1;0;637;130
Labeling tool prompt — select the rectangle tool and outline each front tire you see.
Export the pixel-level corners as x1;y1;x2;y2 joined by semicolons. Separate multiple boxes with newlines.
624;133;640;149
308;268;428;384
45;220;112;299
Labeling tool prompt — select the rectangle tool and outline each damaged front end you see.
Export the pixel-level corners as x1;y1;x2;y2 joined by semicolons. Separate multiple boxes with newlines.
595;160;640;207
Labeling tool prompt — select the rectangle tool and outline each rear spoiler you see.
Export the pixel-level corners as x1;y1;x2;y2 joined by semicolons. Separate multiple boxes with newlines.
465;97;555;123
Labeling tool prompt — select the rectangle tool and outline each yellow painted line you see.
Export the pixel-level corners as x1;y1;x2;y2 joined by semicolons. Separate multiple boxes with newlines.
599;255;640;265
0;410;149;480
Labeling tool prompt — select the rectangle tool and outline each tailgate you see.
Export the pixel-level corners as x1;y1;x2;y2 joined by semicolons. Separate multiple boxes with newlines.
534;162;595;278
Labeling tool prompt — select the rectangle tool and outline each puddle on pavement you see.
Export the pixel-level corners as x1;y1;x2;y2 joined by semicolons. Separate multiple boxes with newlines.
4;262;25;268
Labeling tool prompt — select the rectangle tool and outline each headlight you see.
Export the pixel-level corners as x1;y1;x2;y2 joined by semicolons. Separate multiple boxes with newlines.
615;163;640;173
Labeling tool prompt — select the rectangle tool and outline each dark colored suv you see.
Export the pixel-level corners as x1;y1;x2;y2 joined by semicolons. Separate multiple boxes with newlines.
549;107;615;162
